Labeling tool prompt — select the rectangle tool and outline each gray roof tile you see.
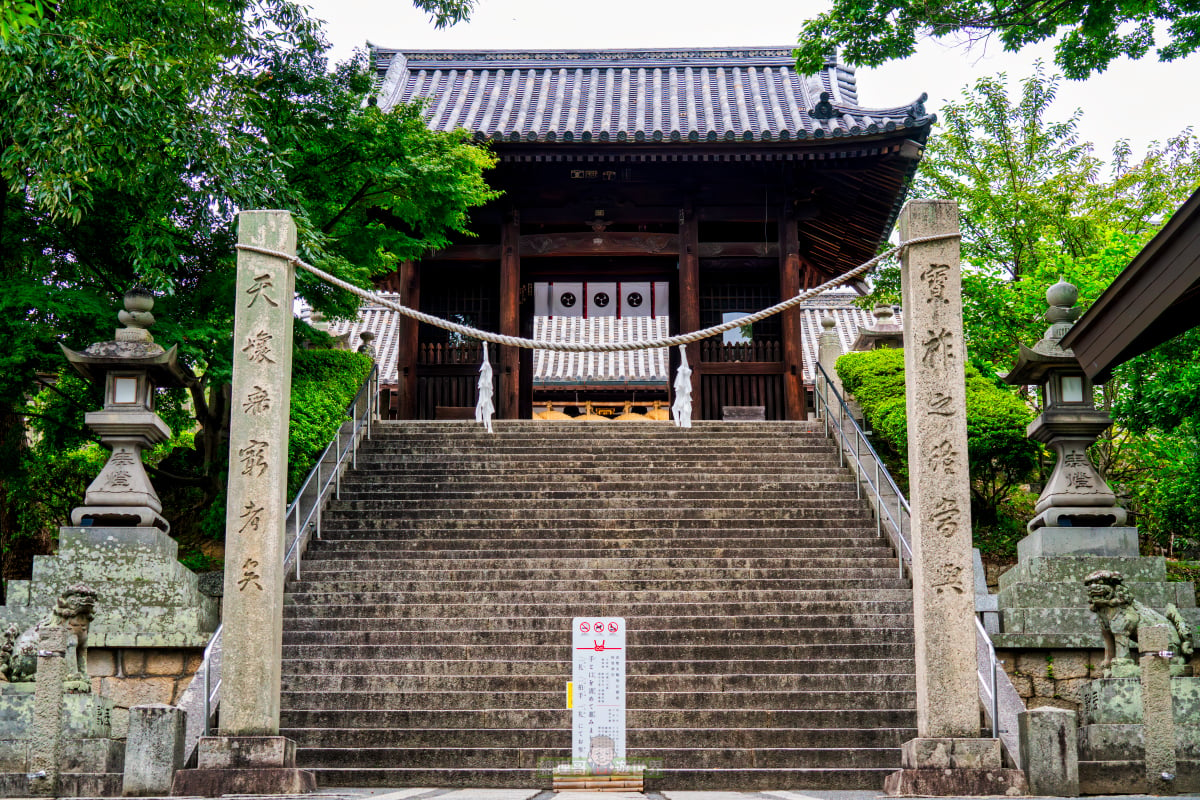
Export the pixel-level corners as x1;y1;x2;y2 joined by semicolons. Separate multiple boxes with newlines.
372;47;929;144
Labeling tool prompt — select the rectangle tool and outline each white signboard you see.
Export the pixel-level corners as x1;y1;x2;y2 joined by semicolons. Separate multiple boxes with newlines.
571;616;626;765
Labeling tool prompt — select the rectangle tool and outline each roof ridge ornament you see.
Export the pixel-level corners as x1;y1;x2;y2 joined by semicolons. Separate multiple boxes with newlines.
810;91;843;120
905;92;929;122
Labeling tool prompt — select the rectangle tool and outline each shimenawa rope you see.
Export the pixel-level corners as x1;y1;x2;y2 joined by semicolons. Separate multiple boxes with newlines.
235;232;957;353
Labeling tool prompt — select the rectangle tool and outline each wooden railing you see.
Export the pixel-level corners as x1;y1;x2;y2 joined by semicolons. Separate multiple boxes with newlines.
417;343;486;419
698;339;785;420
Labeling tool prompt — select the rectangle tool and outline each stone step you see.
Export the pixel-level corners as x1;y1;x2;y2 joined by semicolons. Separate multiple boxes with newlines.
280;658;916;676
279;673;917;694
280;626;914;647
280;725;916;749
279;707;917;730
281;611;911;631
294;745;901;770
337;489;859;502
280;599;916;618
278;688;915;711
315;524;885;537
288;560;905;575
283;587;913;607
325;503;869;518
306;541;896;556
339;476;858;490
290;578;908;596
279;642;916;661
302;765;895;790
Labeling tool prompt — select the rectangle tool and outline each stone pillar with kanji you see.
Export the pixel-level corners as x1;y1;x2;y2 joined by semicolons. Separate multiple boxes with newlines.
171;210;314;795
884;200;1026;796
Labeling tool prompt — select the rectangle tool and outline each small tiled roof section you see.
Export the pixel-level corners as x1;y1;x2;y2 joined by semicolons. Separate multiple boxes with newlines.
314;293;901;387
533;316;671;386
371;47;930;144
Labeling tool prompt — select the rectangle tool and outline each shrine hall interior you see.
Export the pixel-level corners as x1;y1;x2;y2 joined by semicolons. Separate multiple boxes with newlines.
365;47;933;421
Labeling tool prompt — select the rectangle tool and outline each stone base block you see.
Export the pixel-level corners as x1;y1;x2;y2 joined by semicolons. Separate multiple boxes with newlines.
722;406;765;421
1080;676;1200;725
901;738;1001;769
0;686;113;739
1018;707;1078;796
883;767;1027;796
1080;758;1200;794
0;737;123;774
196;735;295;769
0;771;123;797
170;767;316;796
1018;526;1139;560
1081;722;1200;760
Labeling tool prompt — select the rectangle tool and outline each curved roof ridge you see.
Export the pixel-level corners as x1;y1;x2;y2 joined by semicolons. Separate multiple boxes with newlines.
371;45;934;143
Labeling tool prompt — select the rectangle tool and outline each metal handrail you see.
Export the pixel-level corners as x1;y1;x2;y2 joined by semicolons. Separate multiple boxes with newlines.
813;360;999;740
976;616;1000;739
189;364;378;750
812;361;912;574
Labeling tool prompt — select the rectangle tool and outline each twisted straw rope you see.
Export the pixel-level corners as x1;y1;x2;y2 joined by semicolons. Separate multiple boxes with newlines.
236;233;957;352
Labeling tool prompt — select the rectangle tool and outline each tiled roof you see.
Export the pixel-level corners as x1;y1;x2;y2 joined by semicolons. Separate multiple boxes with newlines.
533;316;670;386
372;47;931;144
311;293;902;386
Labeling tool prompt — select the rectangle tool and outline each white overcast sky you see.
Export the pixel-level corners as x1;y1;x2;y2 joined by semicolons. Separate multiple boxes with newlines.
303;0;1198;163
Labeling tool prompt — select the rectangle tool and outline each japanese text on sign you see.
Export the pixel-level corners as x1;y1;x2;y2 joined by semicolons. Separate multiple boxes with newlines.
572;616;626;766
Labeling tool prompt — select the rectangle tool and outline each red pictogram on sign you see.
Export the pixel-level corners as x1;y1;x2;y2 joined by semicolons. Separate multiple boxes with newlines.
594;620;603;631
575;640;623;652
579;622;591;633
607;621;619;633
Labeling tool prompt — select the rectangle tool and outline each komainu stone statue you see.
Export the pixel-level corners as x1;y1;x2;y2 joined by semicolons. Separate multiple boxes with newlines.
0;584;97;692
1085;569;1194;677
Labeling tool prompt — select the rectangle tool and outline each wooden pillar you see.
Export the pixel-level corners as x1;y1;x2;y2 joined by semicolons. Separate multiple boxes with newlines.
396;259;419;420
779;206;807;421
678;207;702;413
500;212;521;419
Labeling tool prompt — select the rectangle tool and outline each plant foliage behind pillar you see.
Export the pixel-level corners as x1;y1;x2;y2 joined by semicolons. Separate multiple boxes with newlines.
836;347;1038;536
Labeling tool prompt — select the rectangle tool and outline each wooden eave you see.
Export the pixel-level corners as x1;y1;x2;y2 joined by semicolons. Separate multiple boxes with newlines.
1060;187;1200;381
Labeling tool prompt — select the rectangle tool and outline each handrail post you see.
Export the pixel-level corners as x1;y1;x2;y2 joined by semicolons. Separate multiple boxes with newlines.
335;429;342;500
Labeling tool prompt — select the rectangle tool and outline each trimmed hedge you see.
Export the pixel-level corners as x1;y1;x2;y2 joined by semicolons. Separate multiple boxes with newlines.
288;349;375;494
836;348;1038;527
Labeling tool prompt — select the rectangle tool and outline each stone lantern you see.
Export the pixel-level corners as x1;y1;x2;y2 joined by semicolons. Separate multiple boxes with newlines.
851;304;905;351
60;288;197;531
1005;279;1127;532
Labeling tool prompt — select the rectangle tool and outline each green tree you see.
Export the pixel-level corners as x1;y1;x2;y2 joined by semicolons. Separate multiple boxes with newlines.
0;0;497;576
795;0;1200;79
864;68;1200;372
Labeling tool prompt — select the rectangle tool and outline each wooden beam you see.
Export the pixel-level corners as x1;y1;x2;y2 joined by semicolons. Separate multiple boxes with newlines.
426;238;780;261
679;206;702;414
396;260;420;420
523;231;678;256
500;213;521;419
779;206;807;421
698;362;786;376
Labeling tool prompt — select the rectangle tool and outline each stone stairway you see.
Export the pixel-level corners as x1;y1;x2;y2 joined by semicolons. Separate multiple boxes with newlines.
278;421;917;789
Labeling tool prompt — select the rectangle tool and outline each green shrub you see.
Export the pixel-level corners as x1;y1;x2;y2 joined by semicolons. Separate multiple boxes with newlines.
287;349;375;495
835;348;1038;537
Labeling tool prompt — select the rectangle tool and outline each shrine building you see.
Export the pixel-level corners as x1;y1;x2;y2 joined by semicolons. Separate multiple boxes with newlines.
367;47;933;420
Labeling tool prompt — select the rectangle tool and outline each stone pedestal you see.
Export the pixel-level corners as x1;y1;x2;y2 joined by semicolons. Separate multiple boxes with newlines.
1078;676;1200;793
994;554;1200;650
883;738;1026;796
123;704;185;796
0;683;123;797
1018;707;1079;796
170;736;315;795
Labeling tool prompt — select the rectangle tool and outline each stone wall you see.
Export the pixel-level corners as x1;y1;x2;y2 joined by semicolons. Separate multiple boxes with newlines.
999;648;1105;713
88;648;203;739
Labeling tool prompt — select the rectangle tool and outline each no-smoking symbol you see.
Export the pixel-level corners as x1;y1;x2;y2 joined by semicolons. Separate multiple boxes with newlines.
579;622;591;633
